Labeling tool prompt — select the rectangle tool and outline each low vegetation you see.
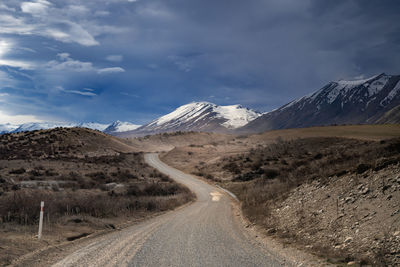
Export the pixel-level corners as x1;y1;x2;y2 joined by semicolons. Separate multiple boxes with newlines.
0;128;193;265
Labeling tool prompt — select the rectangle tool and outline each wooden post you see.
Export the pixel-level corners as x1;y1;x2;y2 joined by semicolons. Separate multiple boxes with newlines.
38;201;44;239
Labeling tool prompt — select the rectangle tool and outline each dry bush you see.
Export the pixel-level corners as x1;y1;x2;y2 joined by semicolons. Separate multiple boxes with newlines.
0;186;193;224
211;137;400;222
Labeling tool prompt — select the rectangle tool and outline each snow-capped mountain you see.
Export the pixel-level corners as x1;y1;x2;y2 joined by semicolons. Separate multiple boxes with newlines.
0;123;20;134
104;121;141;134
240;73;400;133
122;102;261;136
11;122;76;133
78;122;110;131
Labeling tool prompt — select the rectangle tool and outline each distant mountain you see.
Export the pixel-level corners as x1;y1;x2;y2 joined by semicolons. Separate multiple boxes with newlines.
11;122;76;133
0;121;137;134
104;121;141;134
119;102;261;137
239;73;400;133
78;122;110;131
0;123;19;134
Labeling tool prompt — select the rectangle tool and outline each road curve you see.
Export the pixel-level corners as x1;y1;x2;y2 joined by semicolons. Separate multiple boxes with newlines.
52;153;285;267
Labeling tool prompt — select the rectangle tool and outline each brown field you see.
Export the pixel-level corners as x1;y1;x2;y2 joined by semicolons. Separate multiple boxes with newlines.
125;131;234;152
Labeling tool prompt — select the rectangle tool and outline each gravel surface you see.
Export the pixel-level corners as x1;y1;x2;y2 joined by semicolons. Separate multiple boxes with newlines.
52;153;286;267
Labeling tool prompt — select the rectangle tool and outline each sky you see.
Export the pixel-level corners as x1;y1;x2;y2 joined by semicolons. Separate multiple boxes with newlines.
0;0;399;124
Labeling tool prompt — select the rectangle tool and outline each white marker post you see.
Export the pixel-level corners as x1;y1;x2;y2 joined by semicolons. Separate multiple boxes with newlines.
38;201;44;239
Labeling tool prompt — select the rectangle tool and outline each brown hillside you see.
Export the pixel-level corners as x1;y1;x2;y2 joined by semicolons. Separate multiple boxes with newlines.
0;127;137;160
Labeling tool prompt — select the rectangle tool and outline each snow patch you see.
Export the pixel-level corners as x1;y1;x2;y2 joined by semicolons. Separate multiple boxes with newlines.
145;102;260;130
104;121;141;133
214;105;261;128
380;80;400;106
367;75;390;96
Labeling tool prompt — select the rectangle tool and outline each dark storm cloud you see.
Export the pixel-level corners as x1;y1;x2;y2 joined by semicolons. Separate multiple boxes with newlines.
0;0;399;123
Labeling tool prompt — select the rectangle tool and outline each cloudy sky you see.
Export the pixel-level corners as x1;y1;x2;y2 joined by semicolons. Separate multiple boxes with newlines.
0;0;399;124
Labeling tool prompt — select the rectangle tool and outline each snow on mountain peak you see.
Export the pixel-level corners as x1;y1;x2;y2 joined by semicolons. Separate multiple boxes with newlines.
0;121;139;134
78;122;110;131
147;101;261;130
150;102;215;127
279;73;392;111
214;104;261;128
335;74;381;86
104;121;141;133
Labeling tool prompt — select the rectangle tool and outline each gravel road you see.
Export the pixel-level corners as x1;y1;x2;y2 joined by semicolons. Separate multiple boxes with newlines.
52;153;285;267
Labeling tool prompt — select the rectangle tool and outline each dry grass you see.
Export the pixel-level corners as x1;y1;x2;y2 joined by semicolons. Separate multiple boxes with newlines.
162;125;400;266
0;128;194;265
197;137;400;265
250;124;400;143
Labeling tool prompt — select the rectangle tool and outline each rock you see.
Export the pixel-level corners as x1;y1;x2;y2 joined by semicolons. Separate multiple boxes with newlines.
361;187;369;195
394;231;400;237
344;237;353;243
266;228;276;234
392;210;400;216
347;261;356;265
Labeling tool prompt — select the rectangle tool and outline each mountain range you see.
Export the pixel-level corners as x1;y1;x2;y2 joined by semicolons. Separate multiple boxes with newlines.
1;73;399;136
0;121;140;135
240;73;400;133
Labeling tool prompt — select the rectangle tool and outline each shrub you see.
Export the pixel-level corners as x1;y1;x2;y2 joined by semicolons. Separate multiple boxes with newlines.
223;162;241;174
356;163;371;174
264;169;279;179
9;168;26;174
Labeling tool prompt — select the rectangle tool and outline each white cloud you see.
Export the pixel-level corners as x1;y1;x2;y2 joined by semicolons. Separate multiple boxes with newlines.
45;21;99;46
0;2;99;47
0;14;34;35
47;53;94;71
0;40;35;69
56;86;97;96
0;40;10;57
46;53;125;75
0;109;43;124
21;1;51;16
0;3;16;12
97;67;125;74
106;55;123;62
0;59;34;69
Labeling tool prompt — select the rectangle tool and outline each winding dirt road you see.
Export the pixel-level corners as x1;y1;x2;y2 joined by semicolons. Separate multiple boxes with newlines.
52;153;286;267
